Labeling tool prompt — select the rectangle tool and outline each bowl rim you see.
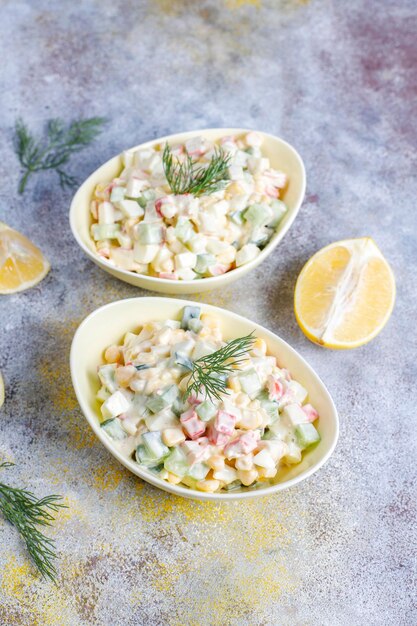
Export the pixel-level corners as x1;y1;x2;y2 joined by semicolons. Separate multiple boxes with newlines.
70;297;339;501
69;127;306;287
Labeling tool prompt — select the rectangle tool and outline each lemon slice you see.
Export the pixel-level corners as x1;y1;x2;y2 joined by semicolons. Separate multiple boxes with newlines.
294;238;395;349
0;222;50;294
0;372;4;409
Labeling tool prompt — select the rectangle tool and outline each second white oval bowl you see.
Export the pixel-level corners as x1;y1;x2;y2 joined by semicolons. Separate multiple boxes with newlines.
69;128;306;294
70;298;338;501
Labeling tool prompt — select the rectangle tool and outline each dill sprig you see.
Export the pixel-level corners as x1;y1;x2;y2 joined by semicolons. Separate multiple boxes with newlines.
184;333;255;402
14;116;107;193
0;462;67;582
162;143;231;196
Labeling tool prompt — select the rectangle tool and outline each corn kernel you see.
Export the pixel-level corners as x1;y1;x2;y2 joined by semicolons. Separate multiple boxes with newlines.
235;393;251;408
200;313;221;330
257;467;277;479
235;454;254;471
167;472;182;485
162;428;186;447
237;469;258;486
115;365;136;387
251;337;267;356
227;376;241;393
196;479;221;493
104;345;122;364
232;358;252;370
207;455;225;472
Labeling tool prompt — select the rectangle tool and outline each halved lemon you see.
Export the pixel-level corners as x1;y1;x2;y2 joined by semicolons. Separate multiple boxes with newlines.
0;222;50;294
0;372;4;409
294;238;395;349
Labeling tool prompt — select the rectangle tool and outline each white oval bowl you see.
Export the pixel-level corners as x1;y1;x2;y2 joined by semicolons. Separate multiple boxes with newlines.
69;128;306;294
70;298;338;501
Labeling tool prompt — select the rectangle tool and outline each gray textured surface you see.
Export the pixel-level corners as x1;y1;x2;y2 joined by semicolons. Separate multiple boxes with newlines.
0;0;416;624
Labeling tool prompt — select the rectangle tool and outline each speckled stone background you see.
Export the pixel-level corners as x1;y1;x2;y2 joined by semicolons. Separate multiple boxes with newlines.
0;0;416;624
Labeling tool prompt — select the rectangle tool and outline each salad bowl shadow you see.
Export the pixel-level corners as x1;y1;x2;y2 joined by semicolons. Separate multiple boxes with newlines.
69;128;306;294
70;297;339;501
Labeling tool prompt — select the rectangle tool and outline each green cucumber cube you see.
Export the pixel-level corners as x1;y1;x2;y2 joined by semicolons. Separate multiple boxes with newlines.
142;431;170;459
229;210;245;225
269;200;287;227
135;444;163;468
188;318;203;333
187;463;210;480
146;395;168;414
100;418;127;441
91;224;121;241
161;385;179;405
244;203;272;227
239;369;262;397
181;305;201;330
175;218;194;243
164;448;189;477
110;186;126;203
295;423;321;450
195;254;216;274
135;222;163;244
196;400;217;422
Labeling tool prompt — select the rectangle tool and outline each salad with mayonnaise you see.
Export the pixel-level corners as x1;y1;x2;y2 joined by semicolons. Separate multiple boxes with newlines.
97;306;320;493
90;132;288;280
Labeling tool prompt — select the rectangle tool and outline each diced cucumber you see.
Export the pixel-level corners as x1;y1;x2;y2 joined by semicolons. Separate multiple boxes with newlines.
96;386;110;402
195;254;216;275
135;364;152;371
100;418;128;441
145;409;179;432
187;462;210;480
284;441;302;464
164;447;189;477
135;223;164;245
146;394;168;414
295;423;321;450
260;399;279;422
142;189;156;202
181;305;201;330
135;444;163;468
110;186;126;203
235;243;260;267
239;368;262;397
118;199;145;218
250;227;274;248
196;400;217;422
188;318;203;334
98;364;118;393
174;352;194;371
142;431;170;459
172;396;188;417
269;200;287;228
91;224;121;241
229;210;245;225
224;480;242;491
175;218;194;244
244;203;273;227
161;385;179;405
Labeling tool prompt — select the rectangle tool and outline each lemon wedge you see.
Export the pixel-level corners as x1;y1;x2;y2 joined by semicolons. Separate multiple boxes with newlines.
0;222;50;294
0;371;4;409
294;238;395;349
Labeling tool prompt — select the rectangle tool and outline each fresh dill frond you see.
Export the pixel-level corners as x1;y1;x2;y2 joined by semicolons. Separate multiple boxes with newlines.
0;462;67;582
162;143;231;197
184;332;256;402
14;116;107;193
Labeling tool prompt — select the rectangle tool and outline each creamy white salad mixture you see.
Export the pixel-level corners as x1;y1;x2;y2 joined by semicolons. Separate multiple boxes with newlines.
90;132;288;280
97;306;320;493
